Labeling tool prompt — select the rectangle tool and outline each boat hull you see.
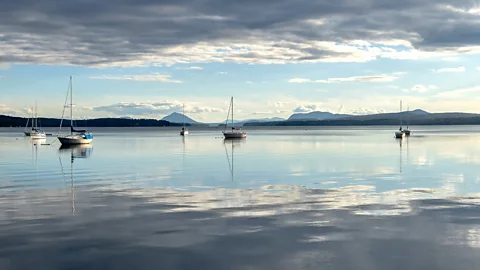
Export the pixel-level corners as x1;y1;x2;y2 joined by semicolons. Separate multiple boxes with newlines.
58;136;93;145
403;130;411;136
31;134;47;139
180;130;189;136
395;131;404;139
24;131;32;136
223;132;247;139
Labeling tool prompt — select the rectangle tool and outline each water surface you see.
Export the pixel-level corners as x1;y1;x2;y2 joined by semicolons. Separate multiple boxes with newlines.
1;126;480;269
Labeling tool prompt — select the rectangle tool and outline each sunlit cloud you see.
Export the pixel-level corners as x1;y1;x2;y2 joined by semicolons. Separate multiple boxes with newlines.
432;66;466;73
406;84;438;93
175;66;203;70
89;73;182;83
289;74;401;84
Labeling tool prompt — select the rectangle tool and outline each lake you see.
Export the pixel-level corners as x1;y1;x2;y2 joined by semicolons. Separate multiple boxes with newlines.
1;126;480;269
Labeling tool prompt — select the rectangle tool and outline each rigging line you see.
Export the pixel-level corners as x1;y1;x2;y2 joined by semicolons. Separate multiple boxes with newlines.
223;97;232;132
58;79;71;136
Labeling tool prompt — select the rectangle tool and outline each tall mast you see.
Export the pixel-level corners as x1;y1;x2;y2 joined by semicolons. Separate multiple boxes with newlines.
70;76;73;135
407;106;409;129
183;103;185;129
35;101;37;129
400;100;403;129
31;106;34;129
231;97;234;128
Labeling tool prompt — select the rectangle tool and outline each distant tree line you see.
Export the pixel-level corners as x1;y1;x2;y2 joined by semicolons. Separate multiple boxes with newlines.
0;115;183;127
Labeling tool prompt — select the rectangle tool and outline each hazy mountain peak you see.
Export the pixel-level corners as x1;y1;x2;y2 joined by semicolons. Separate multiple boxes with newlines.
161;112;198;124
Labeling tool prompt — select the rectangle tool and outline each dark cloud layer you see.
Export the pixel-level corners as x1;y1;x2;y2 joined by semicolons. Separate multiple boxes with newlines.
1;0;479;66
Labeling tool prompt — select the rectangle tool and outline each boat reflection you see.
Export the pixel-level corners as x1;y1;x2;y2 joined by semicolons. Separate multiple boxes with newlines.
59;144;93;161
224;138;245;181
58;144;92;215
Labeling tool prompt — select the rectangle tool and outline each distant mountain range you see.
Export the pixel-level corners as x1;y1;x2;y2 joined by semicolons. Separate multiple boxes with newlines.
3;109;480;128
244;109;480;126
288;111;352;121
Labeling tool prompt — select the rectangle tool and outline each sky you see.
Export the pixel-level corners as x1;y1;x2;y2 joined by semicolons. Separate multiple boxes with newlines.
1;0;480;122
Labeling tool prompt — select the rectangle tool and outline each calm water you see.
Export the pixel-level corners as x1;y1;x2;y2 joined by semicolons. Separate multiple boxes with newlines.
1;126;480;269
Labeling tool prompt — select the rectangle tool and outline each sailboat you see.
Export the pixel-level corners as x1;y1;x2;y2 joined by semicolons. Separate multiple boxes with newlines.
24;107;34;136
223;97;246;139
30;102;46;139
58;77;93;145
403;106;411;136
180;104;189;136
394;100;405;139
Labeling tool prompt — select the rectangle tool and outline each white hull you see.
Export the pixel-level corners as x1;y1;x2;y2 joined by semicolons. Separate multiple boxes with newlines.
180;130;189;136
223;132;247;139
395;131;404;139
31;133;47;139
58;136;93;145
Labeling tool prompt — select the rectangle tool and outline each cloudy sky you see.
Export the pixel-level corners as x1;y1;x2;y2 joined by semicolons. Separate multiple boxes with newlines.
1;0;480;122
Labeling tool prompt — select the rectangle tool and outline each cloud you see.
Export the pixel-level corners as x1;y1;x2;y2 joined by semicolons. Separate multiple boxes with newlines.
477;67;480;71
407;84;438;93
0;104;17;115
89;73;182;83
435;86;480;99
0;63;9;70
176;66;203;70
2;1;480;67
93;102;222;116
441;57;459;62
293;104;321;113
350;108;386;115
246;81;253;84
432;66;466;73
216;71;227;75
289;74;401;84
288;78;313;83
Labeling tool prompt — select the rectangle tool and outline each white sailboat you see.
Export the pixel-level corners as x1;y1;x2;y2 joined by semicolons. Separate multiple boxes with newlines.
180;104;189;136
30;102;46;139
223;97;247;139
395;100;405;139
24;106;34;136
58;77;93;145
403;106;411;136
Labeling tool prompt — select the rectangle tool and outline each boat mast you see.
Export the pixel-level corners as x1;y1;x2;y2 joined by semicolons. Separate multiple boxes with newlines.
35;101;38;130
400;100;403;130
183;103;185;129
407;106;409;129
31;106;34;130
70;76;73;135
231;97;234;128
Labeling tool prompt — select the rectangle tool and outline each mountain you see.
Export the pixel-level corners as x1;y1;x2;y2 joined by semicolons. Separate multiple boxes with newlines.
0;115;180;127
161;112;198;124
288;111;352;121
245;110;480;126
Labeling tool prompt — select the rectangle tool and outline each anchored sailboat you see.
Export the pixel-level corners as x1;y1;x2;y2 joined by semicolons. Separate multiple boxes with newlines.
58;77;93;145
403;106;411;136
180;104;189;136
29;102;46;139
394;100;405;139
222;97;246;139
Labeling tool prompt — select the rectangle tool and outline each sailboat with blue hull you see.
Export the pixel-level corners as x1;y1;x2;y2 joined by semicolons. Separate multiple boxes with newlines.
58;76;93;145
